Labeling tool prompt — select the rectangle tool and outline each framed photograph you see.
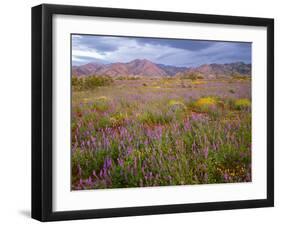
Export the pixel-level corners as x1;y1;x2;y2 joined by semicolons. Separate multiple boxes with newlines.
32;4;274;221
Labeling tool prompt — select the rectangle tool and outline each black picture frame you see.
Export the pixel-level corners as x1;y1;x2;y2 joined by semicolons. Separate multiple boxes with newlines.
32;3;274;222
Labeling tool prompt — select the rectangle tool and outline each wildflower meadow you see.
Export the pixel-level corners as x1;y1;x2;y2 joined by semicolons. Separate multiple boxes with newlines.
71;77;251;190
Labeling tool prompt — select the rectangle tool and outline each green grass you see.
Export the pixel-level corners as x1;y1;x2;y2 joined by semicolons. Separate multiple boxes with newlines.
71;78;252;190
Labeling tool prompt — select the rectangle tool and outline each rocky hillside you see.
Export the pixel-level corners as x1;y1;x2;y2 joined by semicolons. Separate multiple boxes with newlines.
72;59;251;78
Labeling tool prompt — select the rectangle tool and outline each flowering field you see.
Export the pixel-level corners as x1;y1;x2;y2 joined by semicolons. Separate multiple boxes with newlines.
71;78;251;190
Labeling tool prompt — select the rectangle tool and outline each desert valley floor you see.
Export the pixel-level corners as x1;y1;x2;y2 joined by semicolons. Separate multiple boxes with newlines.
71;77;252;190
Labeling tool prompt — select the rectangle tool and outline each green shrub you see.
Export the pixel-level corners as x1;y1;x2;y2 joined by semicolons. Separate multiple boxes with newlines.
231;73;251;80
72;75;113;91
138;111;172;124
234;98;251;110
180;72;204;80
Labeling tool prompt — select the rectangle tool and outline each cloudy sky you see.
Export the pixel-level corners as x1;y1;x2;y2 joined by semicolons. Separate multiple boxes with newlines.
72;34;251;67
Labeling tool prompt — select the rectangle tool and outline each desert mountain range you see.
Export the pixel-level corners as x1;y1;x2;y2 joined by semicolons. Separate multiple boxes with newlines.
72;59;251;78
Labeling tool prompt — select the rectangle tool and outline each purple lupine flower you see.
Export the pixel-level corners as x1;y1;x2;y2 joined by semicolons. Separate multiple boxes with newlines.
203;147;209;159
127;146;133;156
103;157;112;170
92;170;98;178
141;166;145;176
183;120;190;131
134;156;138;171
144;139;149;146
86;176;92;186
117;158;124;167
224;173;229;181
99;170;103;178
91;136;96;144
107;158;112;168
212;143;217;151
104;138;110;149
102;168;107;178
